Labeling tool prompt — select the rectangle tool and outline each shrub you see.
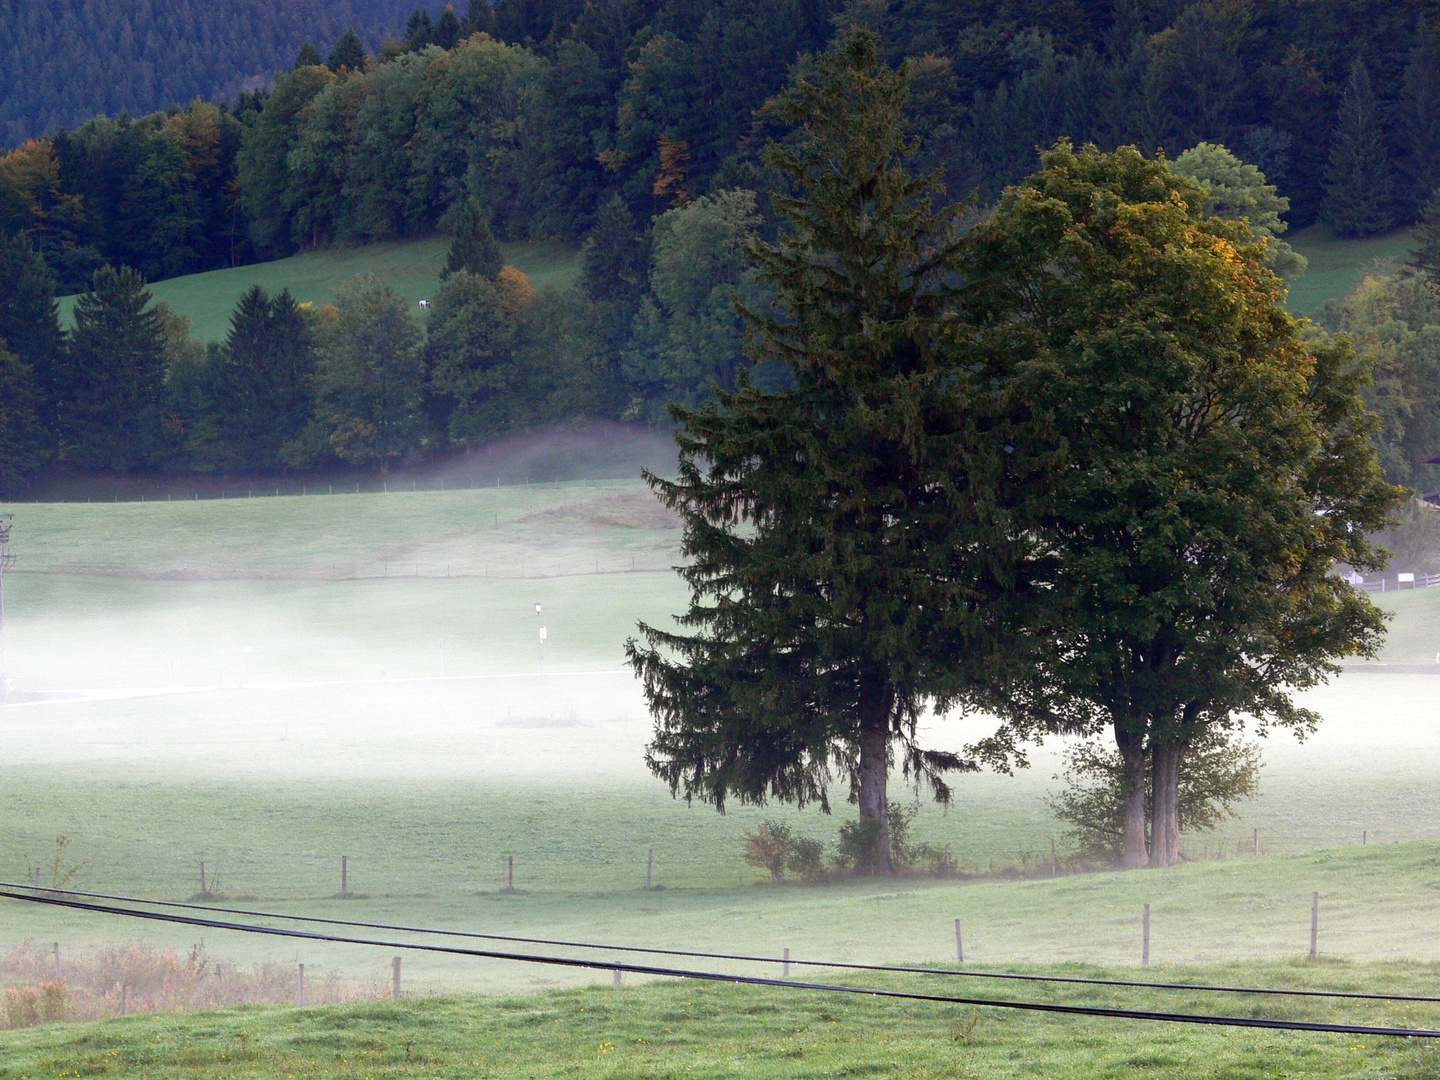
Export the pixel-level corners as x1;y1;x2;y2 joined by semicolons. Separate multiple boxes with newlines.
741;822;795;881
836;802;915;874
741;821;826;882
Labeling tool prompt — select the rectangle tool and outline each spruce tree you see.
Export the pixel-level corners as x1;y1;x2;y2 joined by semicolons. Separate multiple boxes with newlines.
1412;187;1440;279
442;197;504;281
0;340;49;496
434;5;463;50
462;0;492;35
626;32;1025;873
293;41;323;69
1401;24;1440;212
578;194;649;351
405;10;434;51
214;286;313;469
66;265;166;471
326;29;367;73
0;234;64;434
1322;58;1396;236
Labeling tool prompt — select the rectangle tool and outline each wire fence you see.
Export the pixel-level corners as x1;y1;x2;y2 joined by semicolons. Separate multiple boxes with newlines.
5;885;1439;1038
14;474;646;505
7;557;683;581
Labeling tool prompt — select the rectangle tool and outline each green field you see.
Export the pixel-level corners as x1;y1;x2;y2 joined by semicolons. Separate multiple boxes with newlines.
5;964;1440;1080
1284;224;1419;316
48;216;1406;347
55;236;582;344
2;485;1440;1074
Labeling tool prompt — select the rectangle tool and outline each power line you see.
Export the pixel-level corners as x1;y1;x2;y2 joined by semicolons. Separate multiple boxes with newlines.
7;881;1438;1005
3;888;1439;1038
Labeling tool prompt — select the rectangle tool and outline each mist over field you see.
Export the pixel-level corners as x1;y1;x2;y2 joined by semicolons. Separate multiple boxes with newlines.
3;468;1440;1006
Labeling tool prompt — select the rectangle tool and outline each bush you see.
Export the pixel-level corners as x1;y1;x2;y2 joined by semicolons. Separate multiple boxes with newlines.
786;835;826;881
741;822;794;881
836;802;915;874
741;821;826;882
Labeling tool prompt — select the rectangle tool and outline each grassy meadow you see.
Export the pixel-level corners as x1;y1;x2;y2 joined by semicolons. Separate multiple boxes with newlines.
44;212;1411;347
6;965;1440;1080
1284;224;1418;316
3;481;1440;1074
54;236;581;344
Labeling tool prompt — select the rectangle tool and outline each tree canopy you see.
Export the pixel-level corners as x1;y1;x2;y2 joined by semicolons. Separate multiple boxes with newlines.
964;141;1403;867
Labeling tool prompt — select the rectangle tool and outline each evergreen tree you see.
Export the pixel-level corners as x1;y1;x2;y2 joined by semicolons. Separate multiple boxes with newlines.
294;42;323;69
1412;187;1440;279
462;0;494;35
0;233;64;432
405;10;435;51
626;32;1020;874
0;340;49;495
435;5;464;50
216;285;315;468
66;264;166;471
1400;24;1440;213
327;29;368;73
578;193;649;351
442;197;504;280
1322;58;1396;236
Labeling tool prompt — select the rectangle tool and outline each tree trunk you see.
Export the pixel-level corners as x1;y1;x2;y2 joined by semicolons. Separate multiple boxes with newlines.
1150;736;1185;868
1115;721;1149;869
857;694;891;875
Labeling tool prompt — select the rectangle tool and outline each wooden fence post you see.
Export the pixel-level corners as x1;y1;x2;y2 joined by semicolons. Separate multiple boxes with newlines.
53;942;60;978
508;855;514;891
613;967;622;986
1253;828;1259;856
955;919;964;963
646;849;654;890
1051;839;1057;877
392;956;402;998
199;861;206;896
1142;904;1150;967
297;963;305;1006
341;856;348;896
1310;892;1319;960
783;948;790;978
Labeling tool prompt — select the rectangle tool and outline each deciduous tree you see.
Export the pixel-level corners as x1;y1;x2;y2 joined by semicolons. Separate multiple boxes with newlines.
967;141;1403;868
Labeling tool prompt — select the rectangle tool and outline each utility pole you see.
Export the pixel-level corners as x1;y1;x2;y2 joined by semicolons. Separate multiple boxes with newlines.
0;514;12;702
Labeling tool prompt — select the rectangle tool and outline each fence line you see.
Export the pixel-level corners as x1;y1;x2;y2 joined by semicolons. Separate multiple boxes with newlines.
3;474;652;507
7;558;685;581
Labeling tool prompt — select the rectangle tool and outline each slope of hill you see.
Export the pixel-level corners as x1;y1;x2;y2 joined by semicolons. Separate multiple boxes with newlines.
0;0;417;147
55;237;581;344
1284;224;1420;315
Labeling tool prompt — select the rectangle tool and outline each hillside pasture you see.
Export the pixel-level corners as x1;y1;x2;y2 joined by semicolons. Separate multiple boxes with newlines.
54;236;581;344
1284;224;1419;316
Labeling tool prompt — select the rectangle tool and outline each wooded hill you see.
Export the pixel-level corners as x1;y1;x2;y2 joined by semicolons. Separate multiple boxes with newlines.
3;0;1440;495
3;0;1439;293
0;0;418;148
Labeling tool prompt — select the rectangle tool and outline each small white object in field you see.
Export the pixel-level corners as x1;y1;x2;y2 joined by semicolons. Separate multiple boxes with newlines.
418;299;430;309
